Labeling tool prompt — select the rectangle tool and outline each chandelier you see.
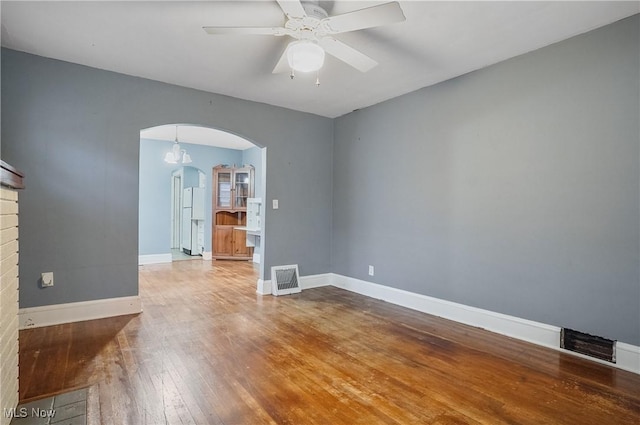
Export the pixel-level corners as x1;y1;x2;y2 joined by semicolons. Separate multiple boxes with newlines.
163;125;192;164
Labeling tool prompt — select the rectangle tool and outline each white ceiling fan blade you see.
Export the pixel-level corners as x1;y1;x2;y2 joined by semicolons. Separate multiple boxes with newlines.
272;46;291;74
276;0;306;19
203;26;287;36
319;37;378;72
323;2;406;34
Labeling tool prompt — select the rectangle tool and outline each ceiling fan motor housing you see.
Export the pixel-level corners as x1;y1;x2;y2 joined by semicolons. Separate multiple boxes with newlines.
302;3;329;21
288;3;329;38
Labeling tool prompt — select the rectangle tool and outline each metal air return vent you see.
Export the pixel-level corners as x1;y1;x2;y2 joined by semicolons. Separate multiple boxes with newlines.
271;264;301;296
561;328;616;363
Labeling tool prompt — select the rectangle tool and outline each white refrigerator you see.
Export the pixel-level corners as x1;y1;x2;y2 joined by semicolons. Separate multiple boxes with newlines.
182;187;205;255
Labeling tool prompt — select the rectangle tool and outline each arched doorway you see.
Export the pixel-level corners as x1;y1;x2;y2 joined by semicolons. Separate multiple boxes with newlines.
138;124;266;277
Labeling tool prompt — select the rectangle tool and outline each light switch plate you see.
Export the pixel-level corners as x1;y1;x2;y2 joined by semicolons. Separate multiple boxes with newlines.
272;199;279;209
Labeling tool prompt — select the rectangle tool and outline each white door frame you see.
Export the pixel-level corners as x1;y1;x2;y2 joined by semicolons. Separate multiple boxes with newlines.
170;170;183;250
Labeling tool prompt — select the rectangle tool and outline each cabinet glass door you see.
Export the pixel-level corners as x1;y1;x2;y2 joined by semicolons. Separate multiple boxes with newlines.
216;171;232;208
234;171;250;208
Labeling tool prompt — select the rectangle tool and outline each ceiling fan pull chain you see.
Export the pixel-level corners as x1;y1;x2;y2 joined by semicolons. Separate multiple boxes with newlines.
290;68;295;79
315;71;320;87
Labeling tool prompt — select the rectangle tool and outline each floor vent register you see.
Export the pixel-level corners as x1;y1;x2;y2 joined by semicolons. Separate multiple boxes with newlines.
271;264;301;296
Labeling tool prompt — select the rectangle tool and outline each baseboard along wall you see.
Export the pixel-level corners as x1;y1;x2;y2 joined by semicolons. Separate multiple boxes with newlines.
138;253;172;265
19;296;142;329
257;273;640;375
15;272;637;373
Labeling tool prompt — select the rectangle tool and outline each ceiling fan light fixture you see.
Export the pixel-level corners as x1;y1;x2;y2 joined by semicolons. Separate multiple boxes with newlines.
287;40;325;73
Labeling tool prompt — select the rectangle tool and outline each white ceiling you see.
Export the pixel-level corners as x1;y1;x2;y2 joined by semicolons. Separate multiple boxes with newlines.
1;1;638;119
140;124;256;150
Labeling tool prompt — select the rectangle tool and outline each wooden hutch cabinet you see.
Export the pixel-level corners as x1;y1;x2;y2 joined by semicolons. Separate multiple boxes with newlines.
212;165;254;260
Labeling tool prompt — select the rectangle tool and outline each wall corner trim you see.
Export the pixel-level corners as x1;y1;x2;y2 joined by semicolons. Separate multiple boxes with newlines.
19;296;142;329
138;253;172;265
256;279;271;295
330;273;640;375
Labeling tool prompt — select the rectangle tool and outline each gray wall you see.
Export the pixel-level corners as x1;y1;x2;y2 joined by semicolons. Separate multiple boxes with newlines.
333;15;639;345
139;138;243;255
1;15;637;346
1;48;333;308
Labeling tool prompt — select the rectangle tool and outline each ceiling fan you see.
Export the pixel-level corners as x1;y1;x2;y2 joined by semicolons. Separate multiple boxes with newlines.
203;0;406;80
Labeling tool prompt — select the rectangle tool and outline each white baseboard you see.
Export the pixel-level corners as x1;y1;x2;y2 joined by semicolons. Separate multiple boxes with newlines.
202;251;212;261
331;273;640;375
300;273;332;290
138;253;172;265
256;279;270;295
255;273;331;296
617;343;640;374
252;253;260;264
332;274;559;347
19;296;142;329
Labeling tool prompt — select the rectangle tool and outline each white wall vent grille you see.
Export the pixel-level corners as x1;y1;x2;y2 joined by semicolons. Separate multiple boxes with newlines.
271;265;301;296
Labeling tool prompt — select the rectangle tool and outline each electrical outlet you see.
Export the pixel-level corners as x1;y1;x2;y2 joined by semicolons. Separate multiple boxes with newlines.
41;272;54;287
368;265;374;276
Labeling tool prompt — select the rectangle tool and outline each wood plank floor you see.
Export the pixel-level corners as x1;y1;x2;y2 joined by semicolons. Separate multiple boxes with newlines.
19;260;640;424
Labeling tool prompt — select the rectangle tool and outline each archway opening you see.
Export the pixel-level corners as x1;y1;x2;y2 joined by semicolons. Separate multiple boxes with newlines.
138;124;266;280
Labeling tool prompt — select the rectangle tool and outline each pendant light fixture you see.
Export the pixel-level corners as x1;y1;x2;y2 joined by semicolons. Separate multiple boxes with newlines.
163;125;192;164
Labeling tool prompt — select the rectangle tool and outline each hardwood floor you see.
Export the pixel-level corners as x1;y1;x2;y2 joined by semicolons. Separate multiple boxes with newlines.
19;260;640;424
